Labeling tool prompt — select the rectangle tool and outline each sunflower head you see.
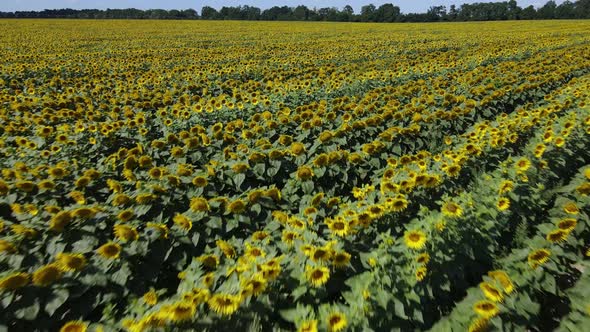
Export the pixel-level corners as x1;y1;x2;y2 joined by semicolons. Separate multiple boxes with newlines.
404;230;427;250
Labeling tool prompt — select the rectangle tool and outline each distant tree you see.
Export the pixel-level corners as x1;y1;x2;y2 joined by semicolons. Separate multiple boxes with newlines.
342;5;354;21
201;6;219;19
360;4;376;21
520;5;538;19
375;3;401;22
577;0;590;18
556;1;576;18
448;4;459;20
292;5;309;20
538;0;557;19
507;0;521;19
427;5;447;21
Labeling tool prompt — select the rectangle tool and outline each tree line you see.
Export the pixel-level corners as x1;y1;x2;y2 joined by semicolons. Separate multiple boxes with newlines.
1;1;590;21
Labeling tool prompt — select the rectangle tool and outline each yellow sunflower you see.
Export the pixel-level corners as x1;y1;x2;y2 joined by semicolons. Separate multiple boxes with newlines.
327;312;347;332
208;293;241;316
473;300;499;318
404;230;427;250
468;317;489;332
96;242;121;259
488;270;514;294
173;213;192;231
528;249;551;268
56;253;86;271
298;320;318;332
305;265;330;287
479;282;504;302
32;263;63;286
441;201;463;217
0;272;30;290
59;321;87;332
496;197;510;211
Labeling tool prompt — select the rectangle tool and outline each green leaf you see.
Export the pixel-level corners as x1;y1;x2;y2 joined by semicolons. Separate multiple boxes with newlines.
234;173;246;188
302;180;314;195
45;288;69;316
15;300;39;320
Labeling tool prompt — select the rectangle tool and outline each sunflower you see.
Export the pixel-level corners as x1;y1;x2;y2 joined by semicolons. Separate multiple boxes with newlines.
75;176;91;188
557;218;577;231
468;317;489;332
296;166;314;180
143;221;168;239
50;211;73;232
244;245;265;261
444;164;461;177
11;224;37;238
515;158;531;173
0;180;9;195
0;239;16;253
166;301;196;322
416;253;430;264
554;136;565;147
496;197;510;211
577;183;590;196
546;229;569;243
231;163;249;173
305;265;330;287
498;180;514;194
240;273;267;296
142;288;158;306
38;180;56;191
69;191;86;205
290;142;306;156
197;254;219;269
112;194;131;206
15;181;36;193
216;239;236;258
479;282;504;302
227;199;247;214
528;249;551;268
488;270;514;294
190;197;210;212
326;218;350;237
59;321;87;332
96;242;121;259
0;272;29;290
117;209;134;222
441;201;463;217
173;213;192;231
327;312;347;332
56;253;86;271
563;202;579;215
404;230;427;250
534;143;546;158
310;246;332;262
192;176;208;187
208;293;241;316
388;196;408;212
113;224;139;242
416;266;427;281
473;300;499;318
332;251;351;269
298;320;318;332
72;207;97;219
264;187;282;201
32;263;63;286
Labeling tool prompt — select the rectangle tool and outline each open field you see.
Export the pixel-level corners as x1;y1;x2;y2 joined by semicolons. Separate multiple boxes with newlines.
1;19;590;331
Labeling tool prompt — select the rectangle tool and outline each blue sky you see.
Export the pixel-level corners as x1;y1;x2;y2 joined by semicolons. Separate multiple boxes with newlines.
1;1;562;13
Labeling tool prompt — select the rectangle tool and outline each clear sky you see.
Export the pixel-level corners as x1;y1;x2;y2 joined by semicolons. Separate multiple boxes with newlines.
1;0;563;14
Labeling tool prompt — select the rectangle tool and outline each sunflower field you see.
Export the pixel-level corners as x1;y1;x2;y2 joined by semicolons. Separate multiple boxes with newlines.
1;19;590;332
